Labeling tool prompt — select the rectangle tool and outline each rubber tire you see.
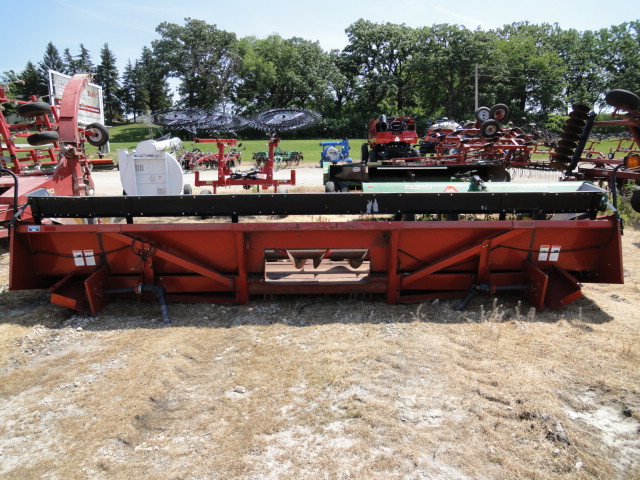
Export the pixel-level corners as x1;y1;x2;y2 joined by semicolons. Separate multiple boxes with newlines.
605;89;640;111
17;102;52;117
490;104;509;122
361;143;369;161
85;123;109;147
27;131;59;146
475;106;491;122
480;119;500;138
183;184;192;194
340;185;349;192
325;181;336;192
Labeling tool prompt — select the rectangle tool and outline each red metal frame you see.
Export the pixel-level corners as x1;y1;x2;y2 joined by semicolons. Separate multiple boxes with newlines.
1;74;96;238
193;136;295;192
9;215;623;314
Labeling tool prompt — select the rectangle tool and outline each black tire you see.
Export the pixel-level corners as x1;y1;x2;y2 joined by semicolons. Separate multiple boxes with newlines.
340;185;349;192
490;104;509;122
605;89;640;111
480;119;500;138
183;184;192;194
630;189;640;214
17;102;51;117
360;143;369;161
27;131;59;146
368;149;377;162
484;166;510;182
475;106;491;122
325;181;336;192
85;123;109;147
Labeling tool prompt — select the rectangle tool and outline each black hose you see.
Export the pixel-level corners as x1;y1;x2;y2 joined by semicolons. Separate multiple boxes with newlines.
0;167;19;214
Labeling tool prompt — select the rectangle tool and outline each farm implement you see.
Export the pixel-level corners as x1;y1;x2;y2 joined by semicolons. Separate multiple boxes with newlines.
546;89;640;210
180;137;242;170
9;177;624;322
154;107;319;192
325;108;529;191
1;73;109;239
320;139;352;166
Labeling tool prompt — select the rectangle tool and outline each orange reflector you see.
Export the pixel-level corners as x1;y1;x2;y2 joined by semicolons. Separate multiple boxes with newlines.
443;185;459;192
625;154;640;169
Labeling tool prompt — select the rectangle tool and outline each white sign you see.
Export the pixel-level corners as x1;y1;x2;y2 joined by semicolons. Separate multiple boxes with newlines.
48;70;104;127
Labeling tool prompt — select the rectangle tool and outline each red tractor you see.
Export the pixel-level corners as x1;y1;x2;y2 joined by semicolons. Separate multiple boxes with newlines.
361;115;420;162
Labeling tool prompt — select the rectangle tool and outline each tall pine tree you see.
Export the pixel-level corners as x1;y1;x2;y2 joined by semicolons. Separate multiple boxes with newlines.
37;41;65;94
94;43;123;123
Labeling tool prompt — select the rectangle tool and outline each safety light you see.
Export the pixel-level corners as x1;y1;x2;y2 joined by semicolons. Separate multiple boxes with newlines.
624;153;640;170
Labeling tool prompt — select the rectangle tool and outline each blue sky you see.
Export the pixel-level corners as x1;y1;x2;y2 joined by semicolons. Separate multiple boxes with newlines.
3;0;639;75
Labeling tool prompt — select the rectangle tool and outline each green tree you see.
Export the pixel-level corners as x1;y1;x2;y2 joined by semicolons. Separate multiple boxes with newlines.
38;41;65;94
344;20;422;115
94;43;123;124
237;35;335;114
138;46;172;113
597;22;640;99
492;22;567;120
1;61;43;99
63;48;75;74
153;18;240;109
411;24;495;122
121;60;149;121
553;28;606;108
75;43;94;74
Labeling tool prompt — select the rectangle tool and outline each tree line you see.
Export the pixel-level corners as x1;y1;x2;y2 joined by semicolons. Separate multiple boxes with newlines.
2;18;639;138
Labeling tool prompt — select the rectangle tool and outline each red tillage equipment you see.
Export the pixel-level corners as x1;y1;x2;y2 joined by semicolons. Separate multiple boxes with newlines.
194;136;295;193
1;74;108;239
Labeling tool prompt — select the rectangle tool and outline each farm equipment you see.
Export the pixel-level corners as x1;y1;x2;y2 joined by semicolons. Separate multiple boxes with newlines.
8;179;624;323
192;109;319;193
324;107;527;191
546;89;640;209
118;137;187;195
1;73;108;238
179;138;242;170
253;146;303;169
319;139;352;166
196;136;296;193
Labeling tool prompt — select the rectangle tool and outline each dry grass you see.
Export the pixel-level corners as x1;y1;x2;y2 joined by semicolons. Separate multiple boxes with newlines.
1;228;640;479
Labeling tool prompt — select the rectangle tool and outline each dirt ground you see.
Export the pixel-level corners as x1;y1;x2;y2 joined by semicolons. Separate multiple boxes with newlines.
1;181;639;478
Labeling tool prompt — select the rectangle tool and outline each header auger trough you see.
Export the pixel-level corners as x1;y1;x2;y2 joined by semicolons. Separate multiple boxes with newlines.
9;179;623;323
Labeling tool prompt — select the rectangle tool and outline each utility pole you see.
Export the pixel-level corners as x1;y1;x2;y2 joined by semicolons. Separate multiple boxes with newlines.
475;64;479;110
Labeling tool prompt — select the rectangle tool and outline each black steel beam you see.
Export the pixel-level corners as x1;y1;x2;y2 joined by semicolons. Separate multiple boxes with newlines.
26;187;606;221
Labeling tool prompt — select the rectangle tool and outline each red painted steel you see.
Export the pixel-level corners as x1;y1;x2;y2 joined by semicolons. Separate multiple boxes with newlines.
194;137;295;192
9;216;623;314
1;74;96;238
